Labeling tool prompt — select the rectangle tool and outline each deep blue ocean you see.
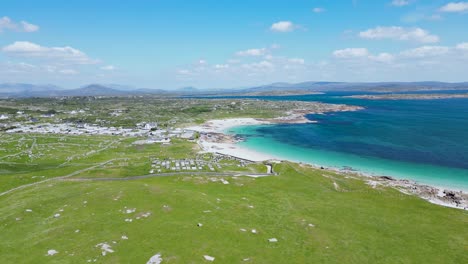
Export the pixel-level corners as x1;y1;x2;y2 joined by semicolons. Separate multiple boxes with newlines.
218;91;468;190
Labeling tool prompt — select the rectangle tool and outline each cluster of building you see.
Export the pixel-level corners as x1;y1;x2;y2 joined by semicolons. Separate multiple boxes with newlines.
150;158;222;173
150;153;252;174
6;123;149;136
4;122;196;142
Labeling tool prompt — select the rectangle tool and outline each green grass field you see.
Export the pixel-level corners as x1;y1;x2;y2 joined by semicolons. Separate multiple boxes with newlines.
0;133;467;263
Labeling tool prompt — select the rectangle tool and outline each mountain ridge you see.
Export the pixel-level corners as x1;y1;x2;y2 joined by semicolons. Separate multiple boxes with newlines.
1;81;468;98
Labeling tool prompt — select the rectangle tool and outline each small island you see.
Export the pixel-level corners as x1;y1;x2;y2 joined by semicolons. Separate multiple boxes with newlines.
346;93;468;100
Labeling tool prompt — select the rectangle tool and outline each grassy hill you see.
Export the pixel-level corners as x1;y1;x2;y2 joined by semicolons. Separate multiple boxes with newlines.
0;134;466;263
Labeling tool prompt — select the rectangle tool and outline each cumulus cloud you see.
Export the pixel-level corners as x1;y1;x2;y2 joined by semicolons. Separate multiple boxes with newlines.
400;46;450;58
333;48;395;63
359;26;439;43
175;42;468;88
242;60;275;71
456;42;468;50
312;7;325;13
270;21;295;32
21;21;39;32
2;41;99;64
0;16;39;32
177;69;194;76
333;48;370;58
100;65;116;71
439;2;468;13
369;53;395;63
236;48;268;56
334;43;468;64
288;58;305;64
59;69;79;75
391;0;409;7
214;64;229;69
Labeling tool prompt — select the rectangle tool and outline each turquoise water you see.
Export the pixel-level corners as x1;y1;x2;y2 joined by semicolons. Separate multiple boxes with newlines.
225;92;468;191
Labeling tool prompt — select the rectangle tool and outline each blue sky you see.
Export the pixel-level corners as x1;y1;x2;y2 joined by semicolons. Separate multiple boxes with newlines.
1;0;468;89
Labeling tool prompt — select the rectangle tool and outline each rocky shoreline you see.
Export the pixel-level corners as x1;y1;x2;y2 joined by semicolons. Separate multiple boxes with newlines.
187;103;468;211
262;103;364;124
366;176;468;210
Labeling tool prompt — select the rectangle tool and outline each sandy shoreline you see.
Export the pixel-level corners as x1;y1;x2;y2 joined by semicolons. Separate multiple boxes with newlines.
186;118;278;162
187;116;468;210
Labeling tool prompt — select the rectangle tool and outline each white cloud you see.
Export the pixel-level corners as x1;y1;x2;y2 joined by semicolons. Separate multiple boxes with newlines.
391;0;409;7
0;16;39;33
439;2;468;13
312;7;325;13
333;49;394;63
288;58;305;64
359;26;439;43
333;48;370;58
401;13;443;23
456;42;468;50
214;64;229;69
227;59;241;64
400;46;450;58
169;43;468;88
177;69;194;76
270;44;281;49
242;60;275;70
21;21;39;32
2;41;99;64
369;53;395;63
236;48;268;56
270;21;295;32
59;69;79;75
100;65;116;71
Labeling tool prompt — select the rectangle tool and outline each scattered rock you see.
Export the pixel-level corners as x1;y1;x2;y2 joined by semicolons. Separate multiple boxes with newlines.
46;249;58;256
251;229;257;234
54;213;61;218
204;255;215;261
25;209;33;213
197;223;203;227
75;229;80;233
121;235;128;240
146;253;163;264
141;212;151;218
124;218;133;222
221;179;229;185
125;208;136;214
240;228;247;232
268;238;278;243
96;242;114;256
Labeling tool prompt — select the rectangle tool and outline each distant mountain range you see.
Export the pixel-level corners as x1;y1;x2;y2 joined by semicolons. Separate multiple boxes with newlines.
1;81;468;98
239;81;468;93
0;84;170;98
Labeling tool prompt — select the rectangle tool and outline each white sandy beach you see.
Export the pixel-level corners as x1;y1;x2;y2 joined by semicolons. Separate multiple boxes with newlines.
187;118;278;162
187;118;467;210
